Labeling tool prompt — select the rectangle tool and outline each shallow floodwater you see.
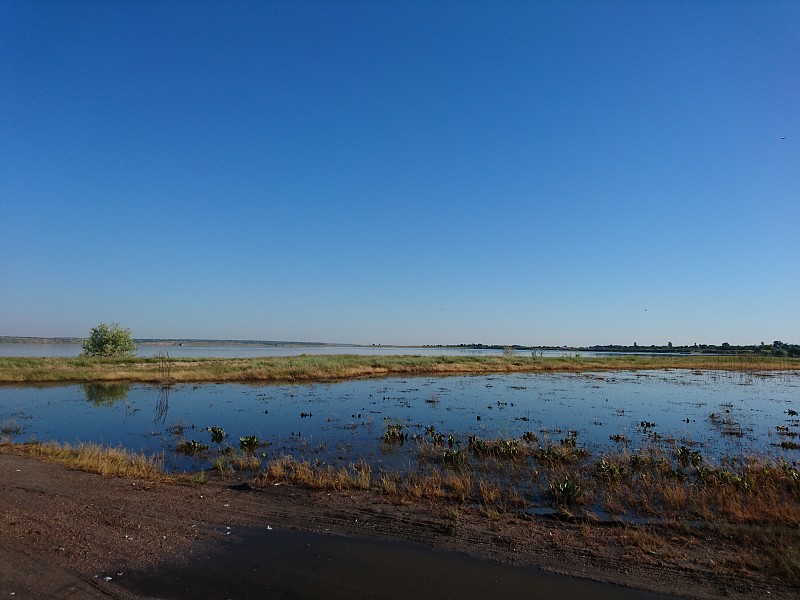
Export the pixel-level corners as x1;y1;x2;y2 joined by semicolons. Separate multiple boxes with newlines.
118;527;676;600
1;370;797;472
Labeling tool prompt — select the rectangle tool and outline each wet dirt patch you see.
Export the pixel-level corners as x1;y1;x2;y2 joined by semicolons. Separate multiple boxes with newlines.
117;527;676;600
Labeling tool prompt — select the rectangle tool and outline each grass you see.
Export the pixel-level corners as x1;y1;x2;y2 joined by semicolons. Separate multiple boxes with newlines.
4;436;799;584
0;354;798;384
5;432;798;528
10;441;171;481
254;456;373;491
2;440;217;485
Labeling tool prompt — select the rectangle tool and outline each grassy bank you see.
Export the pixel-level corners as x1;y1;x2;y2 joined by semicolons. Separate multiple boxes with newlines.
0;353;797;384
7;437;799;526
6;441;213;485
4;438;799;585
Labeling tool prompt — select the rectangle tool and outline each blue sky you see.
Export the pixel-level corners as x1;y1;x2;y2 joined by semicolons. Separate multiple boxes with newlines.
2;1;798;346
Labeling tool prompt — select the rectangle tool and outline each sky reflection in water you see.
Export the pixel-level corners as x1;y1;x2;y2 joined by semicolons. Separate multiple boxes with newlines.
1;370;798;473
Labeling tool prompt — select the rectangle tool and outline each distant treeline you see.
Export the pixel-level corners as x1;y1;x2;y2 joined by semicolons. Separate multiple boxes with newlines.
429;341;800;357
0;336;83;345
585;341;800;357
132;339;337;347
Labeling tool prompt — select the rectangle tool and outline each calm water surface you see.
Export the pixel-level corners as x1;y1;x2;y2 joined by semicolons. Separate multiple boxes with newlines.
0;342;626;358
1;370;797;472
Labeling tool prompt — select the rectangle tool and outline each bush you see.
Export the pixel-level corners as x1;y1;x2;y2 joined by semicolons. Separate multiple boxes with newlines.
82;322;136;357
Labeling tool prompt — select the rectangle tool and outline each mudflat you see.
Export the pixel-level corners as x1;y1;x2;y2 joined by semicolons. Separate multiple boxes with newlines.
1;448;795;599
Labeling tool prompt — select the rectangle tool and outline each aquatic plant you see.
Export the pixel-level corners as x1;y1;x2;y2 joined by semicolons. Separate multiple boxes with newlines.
465;435;520;459
547;477;582;508
560;435;577;448
442;447;466;469
176;439;208;454
467;435;489;456
495;439;519;459
595;459;624;481
533;443;587;464
425;425;445;445
239;435;260;451
207;426;226;443
384;421;408;444
677;445;703;468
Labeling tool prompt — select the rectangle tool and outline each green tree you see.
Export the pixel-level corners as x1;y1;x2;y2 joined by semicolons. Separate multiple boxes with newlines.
82;322;136;357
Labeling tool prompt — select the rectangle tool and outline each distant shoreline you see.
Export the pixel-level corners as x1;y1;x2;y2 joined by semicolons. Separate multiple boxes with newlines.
0;336;349;348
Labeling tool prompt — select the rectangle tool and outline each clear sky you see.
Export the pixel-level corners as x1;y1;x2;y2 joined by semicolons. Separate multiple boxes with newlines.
2;1;798;347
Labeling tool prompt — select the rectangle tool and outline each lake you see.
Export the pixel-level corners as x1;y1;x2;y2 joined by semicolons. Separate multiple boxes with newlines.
0;342;642;359
1;370;797;473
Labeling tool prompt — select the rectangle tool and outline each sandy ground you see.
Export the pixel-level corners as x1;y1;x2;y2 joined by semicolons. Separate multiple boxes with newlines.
0;449;795;599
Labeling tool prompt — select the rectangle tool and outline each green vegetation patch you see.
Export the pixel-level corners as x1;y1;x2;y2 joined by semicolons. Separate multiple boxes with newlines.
1;354;798;384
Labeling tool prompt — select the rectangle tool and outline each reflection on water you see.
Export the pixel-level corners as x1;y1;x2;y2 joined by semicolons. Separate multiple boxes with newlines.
1;370;798;474
154;386;170;425
83;382;131;405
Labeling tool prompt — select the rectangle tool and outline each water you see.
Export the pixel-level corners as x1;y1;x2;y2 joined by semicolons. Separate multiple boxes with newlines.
1;370;797;472
118;527;675;600
0;342;620;359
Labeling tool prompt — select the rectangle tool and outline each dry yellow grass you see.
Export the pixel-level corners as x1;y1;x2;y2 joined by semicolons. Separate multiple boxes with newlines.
11;441;170;481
